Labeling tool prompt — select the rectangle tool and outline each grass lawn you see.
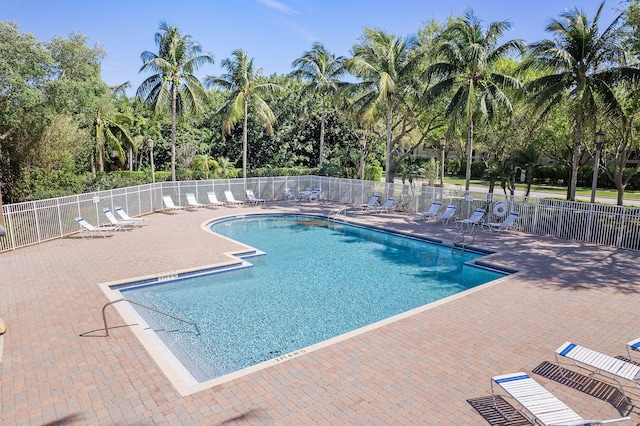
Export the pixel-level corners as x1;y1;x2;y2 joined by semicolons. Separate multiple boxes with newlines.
443;177;640;201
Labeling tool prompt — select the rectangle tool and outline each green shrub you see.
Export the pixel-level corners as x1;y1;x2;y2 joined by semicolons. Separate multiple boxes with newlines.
364;165;383;182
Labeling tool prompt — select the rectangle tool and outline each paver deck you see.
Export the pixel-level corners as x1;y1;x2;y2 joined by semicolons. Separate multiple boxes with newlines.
1;202;640;424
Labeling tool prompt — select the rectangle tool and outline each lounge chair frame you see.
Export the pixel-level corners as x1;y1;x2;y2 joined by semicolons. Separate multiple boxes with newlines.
75;217;120;238
366;197;395;214
103;208;140;230
206;192;226;208
115;207;148;224
246;189;265;205
162;195;185;212
433;205;457;225
455;208;485;229
360;194;380;211
555;341;640;407
224;190;244;206
491;372;629;425
483;211;519;233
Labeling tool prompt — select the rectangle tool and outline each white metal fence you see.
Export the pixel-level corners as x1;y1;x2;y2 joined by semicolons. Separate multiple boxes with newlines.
1;175;639;252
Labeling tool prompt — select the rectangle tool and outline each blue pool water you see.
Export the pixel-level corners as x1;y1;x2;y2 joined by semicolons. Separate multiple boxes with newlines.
119;215;506;382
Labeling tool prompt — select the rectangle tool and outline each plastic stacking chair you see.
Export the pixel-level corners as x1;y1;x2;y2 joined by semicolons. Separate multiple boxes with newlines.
75;217;119;238
491;372;629;425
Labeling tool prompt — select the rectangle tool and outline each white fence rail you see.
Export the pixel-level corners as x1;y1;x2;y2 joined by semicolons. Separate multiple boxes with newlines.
1;176;639;252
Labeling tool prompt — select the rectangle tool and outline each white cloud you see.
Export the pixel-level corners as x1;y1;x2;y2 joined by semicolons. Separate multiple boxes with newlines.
257;0;298;16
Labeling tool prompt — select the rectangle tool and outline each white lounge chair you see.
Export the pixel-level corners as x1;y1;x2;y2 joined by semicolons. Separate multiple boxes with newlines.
246;189;265;205
626;337;640;359
103;208;140;230
433;205;457;225
360;194;380;210
115;207;149;224
367;197;395;214
416;201;442;221
555;341;640;405
206;192;226;208
75;217;119;238
491;372;629;426
162;195;185;212
284;188;296;200
186;193;206;209
483;211;519;233
224;190;244;206
455;208;485;229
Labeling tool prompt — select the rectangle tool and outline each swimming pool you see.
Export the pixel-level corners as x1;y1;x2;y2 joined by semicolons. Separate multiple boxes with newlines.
115;215;507;386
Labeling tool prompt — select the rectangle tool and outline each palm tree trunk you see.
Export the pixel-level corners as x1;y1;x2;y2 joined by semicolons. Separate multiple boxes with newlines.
569;113;583;201
319;93;326;167
170;83;178;181
385;102;393;183
243;97;248;193
465;117;473;191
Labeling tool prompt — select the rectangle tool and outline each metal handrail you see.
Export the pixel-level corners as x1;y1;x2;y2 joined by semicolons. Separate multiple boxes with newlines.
102;298;200;337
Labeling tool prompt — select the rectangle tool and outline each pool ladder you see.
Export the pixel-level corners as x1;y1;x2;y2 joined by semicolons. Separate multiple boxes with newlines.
102;298;200;337
451;227;476;251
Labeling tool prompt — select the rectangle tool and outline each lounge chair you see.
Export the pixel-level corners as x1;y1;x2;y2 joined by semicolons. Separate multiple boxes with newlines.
367;197;395;214
308;189;320;201
491;372;629;425
555;341;640;405
284;188;296;200
433;205;457;225
246;189;265;205
483;211;519;233
103;208;140;230
206;192;226;208
162;195;185;212
455;208;485;229
115;207;149;224
360;194;380;210
75;217;120;238
416;201;442;221
626;337;640;359
224;190;244;206
186;193;206;209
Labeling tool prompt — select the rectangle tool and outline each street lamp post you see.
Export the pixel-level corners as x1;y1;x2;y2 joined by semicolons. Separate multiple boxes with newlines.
439;136;446;187
359;137;366;180
590;129;605;204
147;139;155;184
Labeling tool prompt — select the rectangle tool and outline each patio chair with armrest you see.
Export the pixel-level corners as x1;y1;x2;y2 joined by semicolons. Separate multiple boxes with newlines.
483;211;519;233
75;217;120;238
433;205;457;225
115;207;149;224
224;190;244;206
455;208;485;229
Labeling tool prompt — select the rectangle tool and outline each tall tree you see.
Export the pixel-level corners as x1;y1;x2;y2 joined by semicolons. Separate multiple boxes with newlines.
524;2;640;200
344;28;422;183
137;21;214;181
425;11;525;191
290;42;347;167
204;49;284;189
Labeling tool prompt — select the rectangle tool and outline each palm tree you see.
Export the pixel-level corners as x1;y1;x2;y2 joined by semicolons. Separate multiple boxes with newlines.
425;11;525;191
136;21;214;181
214;156;239;178
204;50;284;190
290;42;347;167
193;154;218;179
524;2;640;201
94;107;134;172
344;28;422;183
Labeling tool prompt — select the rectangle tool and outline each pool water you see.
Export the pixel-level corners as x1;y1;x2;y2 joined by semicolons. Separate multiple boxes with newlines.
119;215;505;382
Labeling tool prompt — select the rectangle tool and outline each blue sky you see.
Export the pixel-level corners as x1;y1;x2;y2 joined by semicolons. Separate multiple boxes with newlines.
1;0;622;95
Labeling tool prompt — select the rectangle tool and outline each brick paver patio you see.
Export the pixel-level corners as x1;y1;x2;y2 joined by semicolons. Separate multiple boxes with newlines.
1;201;640;424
